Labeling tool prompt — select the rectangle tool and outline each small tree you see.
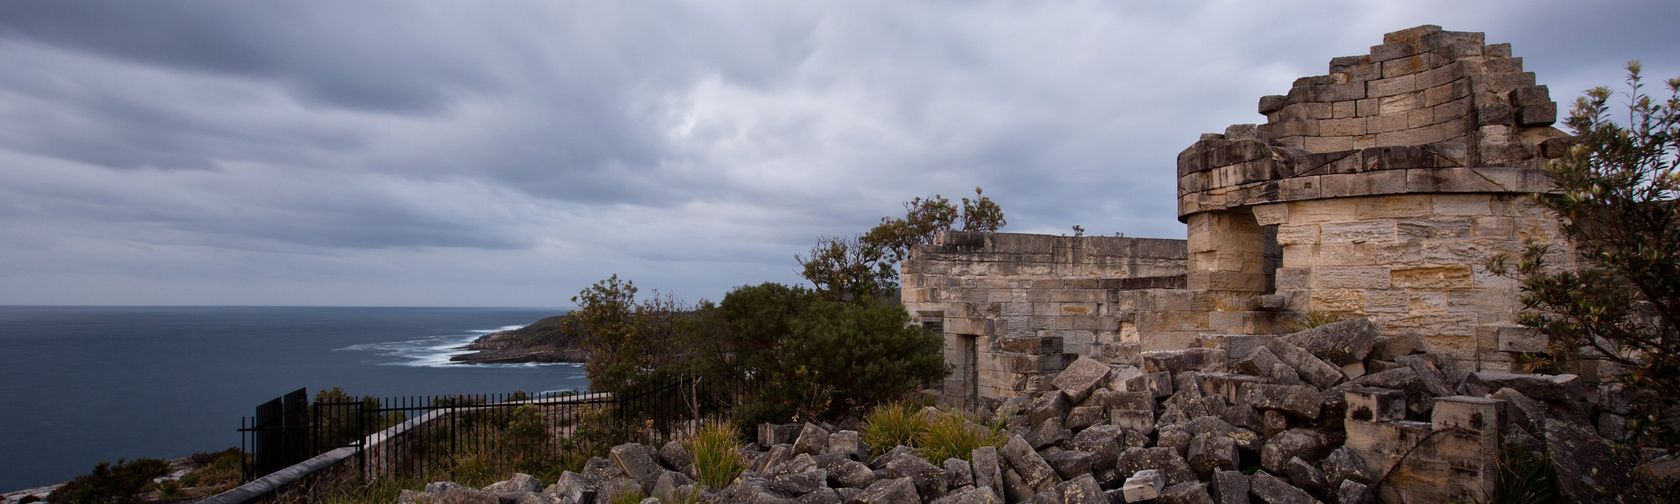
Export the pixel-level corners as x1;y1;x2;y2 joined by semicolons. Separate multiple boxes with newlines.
796;235;892;303
569;274;686;393
800;187;1007;301
1492;61;1680;450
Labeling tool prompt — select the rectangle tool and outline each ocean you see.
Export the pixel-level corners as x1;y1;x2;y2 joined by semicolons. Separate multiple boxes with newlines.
0;306;588;492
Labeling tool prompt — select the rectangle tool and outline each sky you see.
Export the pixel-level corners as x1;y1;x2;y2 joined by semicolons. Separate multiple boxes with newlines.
0;1;1675;308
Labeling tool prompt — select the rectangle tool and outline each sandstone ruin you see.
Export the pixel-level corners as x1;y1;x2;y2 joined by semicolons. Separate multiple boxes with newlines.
902;25;1575;410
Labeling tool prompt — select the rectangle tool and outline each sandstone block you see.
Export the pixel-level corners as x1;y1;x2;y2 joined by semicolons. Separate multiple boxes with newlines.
1187;433;1239;479
1001;435;1060;492
929;487;1000;504
1282;318;1377;366
1053;356;1112;404
854;477;920;504
609;443;664;493
1043;450;1093;481
1265;339;1345;389
793;423;831;456
1121;469;1165;502
1242;383;1324;420
970;446;1004;494
1260;429;1329;474
1211;470;1250;504
1115;447;1197;486
1464;370;1581;402
1249;470;1319;504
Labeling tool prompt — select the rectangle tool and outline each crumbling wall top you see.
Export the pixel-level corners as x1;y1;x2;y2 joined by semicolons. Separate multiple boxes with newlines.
1175;25;1571;221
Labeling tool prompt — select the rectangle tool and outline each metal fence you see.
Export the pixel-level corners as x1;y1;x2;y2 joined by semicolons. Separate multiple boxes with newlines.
237;375;728;482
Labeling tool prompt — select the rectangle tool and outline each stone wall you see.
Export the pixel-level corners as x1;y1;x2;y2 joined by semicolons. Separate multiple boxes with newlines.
901;231;1188;409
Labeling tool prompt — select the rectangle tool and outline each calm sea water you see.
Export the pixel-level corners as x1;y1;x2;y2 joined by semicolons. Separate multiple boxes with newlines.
0;306;588;491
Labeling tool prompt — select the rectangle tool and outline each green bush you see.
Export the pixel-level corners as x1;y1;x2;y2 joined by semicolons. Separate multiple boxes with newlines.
861;402;929;456
782;299;946;418
687;421;746;489
50;458;171;504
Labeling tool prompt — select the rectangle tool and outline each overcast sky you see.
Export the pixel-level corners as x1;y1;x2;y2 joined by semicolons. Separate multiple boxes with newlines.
0;1;1675;307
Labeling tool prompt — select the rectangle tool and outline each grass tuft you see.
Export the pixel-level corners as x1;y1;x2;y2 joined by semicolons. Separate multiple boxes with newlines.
861;401;929;457
914;411;1006;464
687;420;747;488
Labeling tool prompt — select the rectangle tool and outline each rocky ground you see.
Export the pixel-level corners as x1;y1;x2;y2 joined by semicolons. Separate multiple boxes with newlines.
401;318;1670;503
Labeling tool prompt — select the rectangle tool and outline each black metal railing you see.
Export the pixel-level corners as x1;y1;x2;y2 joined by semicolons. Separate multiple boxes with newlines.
236;375;742;482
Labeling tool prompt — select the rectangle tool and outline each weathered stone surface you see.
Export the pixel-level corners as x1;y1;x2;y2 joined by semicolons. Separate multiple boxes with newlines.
794;423;832;456
1283;457;1327;495
653;470;699;502
1186;433;1238;479
1001;468;1034;503
1232;346;1304;386
1265;339;1345;389
610;443;664;492
1241;383;1324;420
1260;410;1289;437
942;458;973;491
1065;405;1106;431
1114;447;1197;486
767;468;825;497
853;477;920;504
1120;469;1165;502
659;440;695;477
545;471;593;504
1043;450;1093;480
870;445;915;470
1545;418;1635;503
1049;474;1105;504
1249;471;1320;504
1028;392;1071;426
596;477;644;504
484;473;543;495
1069;424;1124;471
928;486;1001;504
793;487;840;504
1394;354;1455;398
1211;470;1250;504
970;446;1004;494
420;482;500;504
828;430;867;460
1260;429;1328;474
1336;480;1373;504
773;453;817;477
761;423;801;448
1108;365;1147;393
1158;482;1215;504
1466;371;1582;402
1281;318;1377;366
1110;390;1157;434
1143;348;1229;375
884;453;947;500
1054;356;1114;404
1002;434;1061;492
582;456;626;486
1320;446;1373;485
826;458;877;489
1027;417;1070;449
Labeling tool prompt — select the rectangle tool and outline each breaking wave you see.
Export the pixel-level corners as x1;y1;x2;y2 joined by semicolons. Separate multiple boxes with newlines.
337;325;567;368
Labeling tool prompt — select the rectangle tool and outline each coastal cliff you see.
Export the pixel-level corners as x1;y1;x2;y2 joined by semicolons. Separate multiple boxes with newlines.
450;315;589;364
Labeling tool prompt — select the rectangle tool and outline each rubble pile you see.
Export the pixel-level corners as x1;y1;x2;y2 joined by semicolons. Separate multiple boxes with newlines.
402;318;1645;503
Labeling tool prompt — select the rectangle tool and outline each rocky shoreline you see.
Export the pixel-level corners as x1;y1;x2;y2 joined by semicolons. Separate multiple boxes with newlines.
449;316;589;365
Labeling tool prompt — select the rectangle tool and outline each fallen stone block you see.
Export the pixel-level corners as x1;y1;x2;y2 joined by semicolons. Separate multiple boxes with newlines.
1186;433;1239;479
1027;417;1069;449
970;446;1004;494
545;471;593;504
1337;480;1373;504
1120;469;1165;502
1545;417;1635;503
1281;318;1376;366
1115;447;1197;486
827;430;867;460
1211;470;1250;504
1266;339;1345;389
1054;355;1114;404
1065;405;1106;431
1249;471;1319;504
1260;429;1328;474
853;477;920;504
769;469;826;497
1028;392;1071;425
610;443;665;492
1319;446;1374;485
1395;354;1455;398
1108;365;1147;393
1142;348;1229;375
1002;434;1061;492
825;458;876;489
1001;468;1035;503
1158;482;1215;504
928;486;1001;504
652;471;699;502
884;452;947;500
1069;424;1124;471
1240;382;1324;420
1232;346;1302;385
1283;456;1327;495
484;472;543;495
1466;371;1582;402
1049;474;1105;504
793;423;831;456
943;457;973;490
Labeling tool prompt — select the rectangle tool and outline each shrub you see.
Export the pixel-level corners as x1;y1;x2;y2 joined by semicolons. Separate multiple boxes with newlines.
50;458;171;504
915;411;1006;464
1491;61;1680;450
861;402;929;456
782;300;946;418
687;421;746;488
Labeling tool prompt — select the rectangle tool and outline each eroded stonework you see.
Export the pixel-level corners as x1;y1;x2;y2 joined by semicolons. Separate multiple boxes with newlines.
905;25;1578;408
